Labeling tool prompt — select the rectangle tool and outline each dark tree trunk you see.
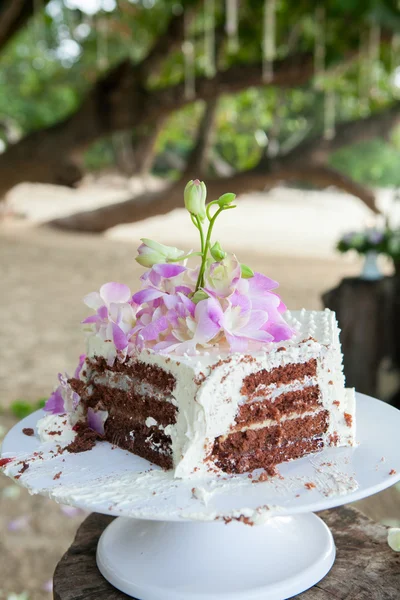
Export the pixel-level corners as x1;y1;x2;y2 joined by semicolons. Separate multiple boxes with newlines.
53;507;400;600
0;0;51;53
323;274;400;404
185;99;219;177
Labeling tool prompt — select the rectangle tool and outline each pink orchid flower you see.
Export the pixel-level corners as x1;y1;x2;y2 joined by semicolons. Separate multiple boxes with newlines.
44;386;64;414
205;294;273;352
82;282;137;352
204;253;241;298
44;354;85;414
237;272;294;342
153;296;220;355
133;264;194;307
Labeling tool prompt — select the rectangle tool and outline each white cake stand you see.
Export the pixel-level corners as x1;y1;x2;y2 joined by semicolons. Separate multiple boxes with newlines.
2;393;400;600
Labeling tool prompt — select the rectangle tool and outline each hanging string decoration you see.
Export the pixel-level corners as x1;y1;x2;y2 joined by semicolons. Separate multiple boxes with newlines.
96;12;109;71
182;11;196;100
62;1;75;40
225;0;239;54
323;90;336;141
391;33;400;74
204;0;216;78
368;23;381;91
368;25;381;89
313;5;325;89
262;0;276;82
33;0;46;49
391;33;400;97
357;31;370;113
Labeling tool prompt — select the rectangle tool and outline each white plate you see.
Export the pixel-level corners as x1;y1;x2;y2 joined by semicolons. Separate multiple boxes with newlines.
1;393;400;523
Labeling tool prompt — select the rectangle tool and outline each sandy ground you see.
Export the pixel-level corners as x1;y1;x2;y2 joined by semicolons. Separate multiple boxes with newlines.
1;181;399;599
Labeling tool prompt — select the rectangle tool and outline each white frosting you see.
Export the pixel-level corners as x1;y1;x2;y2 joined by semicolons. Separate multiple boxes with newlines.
81;309;356;479
37;413;76;445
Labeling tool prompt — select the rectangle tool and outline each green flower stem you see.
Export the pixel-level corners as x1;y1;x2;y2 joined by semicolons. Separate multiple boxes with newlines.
195;206;224;291
168;251;202;263
194;215;205;254
206;200;220;222
190;213;199;230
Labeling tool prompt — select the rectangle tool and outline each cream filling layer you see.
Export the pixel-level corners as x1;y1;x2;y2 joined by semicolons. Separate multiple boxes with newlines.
243;376;318;404
85;371;176;405
218;407;326;441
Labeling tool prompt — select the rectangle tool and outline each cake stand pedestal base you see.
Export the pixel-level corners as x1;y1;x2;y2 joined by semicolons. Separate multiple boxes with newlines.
96;513;335;600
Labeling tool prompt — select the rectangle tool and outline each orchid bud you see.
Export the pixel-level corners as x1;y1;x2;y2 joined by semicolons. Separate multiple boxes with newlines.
135;238;184;268
241;264;254;279
210;241;227;261
184;179;207;222
192;290;209;304
217;192;236;208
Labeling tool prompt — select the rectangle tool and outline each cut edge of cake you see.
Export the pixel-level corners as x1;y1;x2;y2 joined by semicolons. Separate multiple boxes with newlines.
41;308;356;480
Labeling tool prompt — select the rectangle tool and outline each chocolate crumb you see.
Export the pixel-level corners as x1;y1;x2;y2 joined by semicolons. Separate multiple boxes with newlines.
48;430;62;436
304;482;316;490
344;412;353;427
19;462;29;474
53;471;62;480
389;469;397;476
333;400;340;406
220;515;254;526
329;432;339;445
22;428;34;437
328;380;333;385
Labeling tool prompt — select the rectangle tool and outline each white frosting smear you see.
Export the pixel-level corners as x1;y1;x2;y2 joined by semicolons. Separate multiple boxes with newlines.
3;411;360;525
37;413;76;445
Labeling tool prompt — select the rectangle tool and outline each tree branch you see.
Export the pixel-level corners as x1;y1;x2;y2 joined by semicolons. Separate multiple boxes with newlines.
47;158;378;234
279;101;400;166
281;164;378;213
147;52;315;119
0;51;317;198
0;0;51;52
137;0;200;80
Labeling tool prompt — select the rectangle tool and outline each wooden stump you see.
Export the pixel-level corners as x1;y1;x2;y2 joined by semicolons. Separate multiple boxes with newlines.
322;276;397;398
53;506;400;600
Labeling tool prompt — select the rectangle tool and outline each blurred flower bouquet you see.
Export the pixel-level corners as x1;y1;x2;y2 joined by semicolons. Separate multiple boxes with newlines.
337;228;386;255
337;228;400;279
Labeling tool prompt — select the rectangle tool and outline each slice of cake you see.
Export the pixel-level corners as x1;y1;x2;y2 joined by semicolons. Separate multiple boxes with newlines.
42;180;355;478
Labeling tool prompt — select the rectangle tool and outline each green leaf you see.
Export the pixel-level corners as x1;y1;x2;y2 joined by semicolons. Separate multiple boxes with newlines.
241;264;254;279
191;290;209;304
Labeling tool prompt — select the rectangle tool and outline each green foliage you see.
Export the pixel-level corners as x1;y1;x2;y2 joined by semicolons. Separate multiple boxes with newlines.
330;132;400;186
10;399;47;420
0;0;399;184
